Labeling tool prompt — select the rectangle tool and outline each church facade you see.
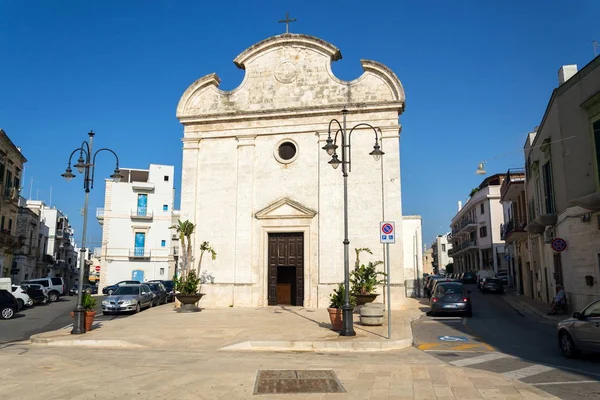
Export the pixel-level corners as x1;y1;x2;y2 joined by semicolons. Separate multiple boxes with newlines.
176;34;408;308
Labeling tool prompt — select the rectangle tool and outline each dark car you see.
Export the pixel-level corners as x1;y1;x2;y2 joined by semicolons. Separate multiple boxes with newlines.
70;284;98;296
102;280;141;295
480;278;505;294
462;272;477;284
21;284;47;305
148;280;175;302
0;289;19;319
146;282;168;306
429;281;472;317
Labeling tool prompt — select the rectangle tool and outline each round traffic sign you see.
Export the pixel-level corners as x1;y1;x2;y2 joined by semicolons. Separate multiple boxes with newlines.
551;238;567;252
95;266;101;272
382;223;394;235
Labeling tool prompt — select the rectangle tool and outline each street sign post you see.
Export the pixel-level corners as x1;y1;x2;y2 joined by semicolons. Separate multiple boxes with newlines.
380;221;395;339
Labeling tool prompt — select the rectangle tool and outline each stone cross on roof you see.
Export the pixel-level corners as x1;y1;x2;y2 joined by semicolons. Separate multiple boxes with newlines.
278;12;296;34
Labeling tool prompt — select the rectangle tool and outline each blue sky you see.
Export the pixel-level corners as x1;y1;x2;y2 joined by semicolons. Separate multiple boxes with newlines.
1;1;598;249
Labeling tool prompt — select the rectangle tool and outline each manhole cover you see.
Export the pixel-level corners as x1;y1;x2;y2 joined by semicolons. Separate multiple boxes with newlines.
254;370;345;394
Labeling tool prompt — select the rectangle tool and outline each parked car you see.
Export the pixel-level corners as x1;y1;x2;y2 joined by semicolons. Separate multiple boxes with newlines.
21;283;48;305
480;278;505;294
557;299;600;358
424;275;443;298
462;272;477;284
147;280;175;302
101;284;153;314
102;280;141;296
0;289;19;319
11;284;32;309
496;270;509;285
21;277;65;302
70;284;98;296
429;281;472;317
145;282;168;306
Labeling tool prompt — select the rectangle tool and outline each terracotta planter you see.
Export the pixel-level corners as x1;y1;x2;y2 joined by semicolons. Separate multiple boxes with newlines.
85;311;96;331
175;293;204;313
328;307;343;331
354;293;379;306
70;310;97;332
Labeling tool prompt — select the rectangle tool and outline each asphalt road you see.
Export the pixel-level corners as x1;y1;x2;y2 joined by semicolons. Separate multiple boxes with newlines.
412;284;600;399
0;294;126;344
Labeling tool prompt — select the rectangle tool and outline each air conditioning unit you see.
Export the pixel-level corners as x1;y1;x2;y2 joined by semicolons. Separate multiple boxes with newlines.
544;227;555;244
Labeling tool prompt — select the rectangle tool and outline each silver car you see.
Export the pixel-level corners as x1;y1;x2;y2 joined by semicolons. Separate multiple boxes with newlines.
557;299;600;357
101;284;153;315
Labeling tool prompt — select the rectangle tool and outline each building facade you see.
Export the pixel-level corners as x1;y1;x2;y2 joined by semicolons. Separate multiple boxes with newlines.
96;164;178;291
500;169;528;292
449;175;508;274
402;215;423;296
0;129;27;278
23;200;77;287
422;248;434;275
522;60;600;311
431;234;452;273
177;33;407;308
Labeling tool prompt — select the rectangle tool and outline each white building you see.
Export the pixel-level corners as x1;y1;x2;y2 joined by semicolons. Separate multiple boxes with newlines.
431;234;452;273
96;164;178;291
177;33;408;308
402;216;423;296
449;174;508;274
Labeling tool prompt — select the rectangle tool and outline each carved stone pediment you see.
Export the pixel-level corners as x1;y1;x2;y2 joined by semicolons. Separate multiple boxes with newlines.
255;198;317;220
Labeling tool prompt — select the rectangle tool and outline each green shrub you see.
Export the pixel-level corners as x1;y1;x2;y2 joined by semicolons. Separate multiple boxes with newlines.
329;283;356;309
82;292;96;311
351;261;386;295
174;269;200;295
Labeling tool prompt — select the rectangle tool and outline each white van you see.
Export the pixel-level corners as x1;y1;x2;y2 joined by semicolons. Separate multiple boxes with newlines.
476;270;496;288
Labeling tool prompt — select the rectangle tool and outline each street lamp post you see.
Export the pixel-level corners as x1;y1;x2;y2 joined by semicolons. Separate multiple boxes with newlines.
322;109;384;337
62;130;122;335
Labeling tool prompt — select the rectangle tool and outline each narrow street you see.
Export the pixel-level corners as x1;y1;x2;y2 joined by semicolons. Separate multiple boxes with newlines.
412;284;600;399
0;295;128;344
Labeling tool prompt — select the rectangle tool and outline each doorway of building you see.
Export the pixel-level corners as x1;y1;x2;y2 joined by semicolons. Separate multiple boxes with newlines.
268;232;304;306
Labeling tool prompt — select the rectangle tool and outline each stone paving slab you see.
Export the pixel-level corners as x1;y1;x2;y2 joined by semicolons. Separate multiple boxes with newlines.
0;344;561;400
30;301;423;352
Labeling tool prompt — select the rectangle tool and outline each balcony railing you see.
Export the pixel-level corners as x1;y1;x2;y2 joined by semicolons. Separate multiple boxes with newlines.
448;240;478;256
500;168;526;201
129;247;150;258
501;217;528;241
451;217;477;236
131;207;153;219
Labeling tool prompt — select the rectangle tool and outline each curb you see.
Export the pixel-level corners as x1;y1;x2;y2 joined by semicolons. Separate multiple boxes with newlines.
501;296;561;325
220;338;413;352
30;335;145;349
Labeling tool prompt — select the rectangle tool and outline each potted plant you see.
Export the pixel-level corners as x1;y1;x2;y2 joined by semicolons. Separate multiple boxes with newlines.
328;283;356;331
170;220;217;312
71;292;97;331
351;248;386;305
83;292;97;331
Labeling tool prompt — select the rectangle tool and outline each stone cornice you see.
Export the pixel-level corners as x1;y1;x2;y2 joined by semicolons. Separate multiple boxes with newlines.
178;102;405;125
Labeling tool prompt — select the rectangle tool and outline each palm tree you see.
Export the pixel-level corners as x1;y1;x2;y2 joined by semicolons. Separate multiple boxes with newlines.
198;241;217;277
170;219;196;277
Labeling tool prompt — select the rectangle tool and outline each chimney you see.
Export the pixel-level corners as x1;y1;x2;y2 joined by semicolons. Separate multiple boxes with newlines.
558;65;578;85
458;201;462;212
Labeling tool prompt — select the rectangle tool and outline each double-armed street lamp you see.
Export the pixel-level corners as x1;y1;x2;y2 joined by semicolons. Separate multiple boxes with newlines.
322;109;384;337
61;130;122;335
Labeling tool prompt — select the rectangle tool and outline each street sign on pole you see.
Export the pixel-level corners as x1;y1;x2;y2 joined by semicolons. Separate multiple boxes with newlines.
95;266;101;272
380;221;395;339
380;221;395;244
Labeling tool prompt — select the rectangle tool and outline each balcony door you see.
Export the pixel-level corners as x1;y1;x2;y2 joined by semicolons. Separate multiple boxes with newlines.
134;232;146;256
137;194;148;216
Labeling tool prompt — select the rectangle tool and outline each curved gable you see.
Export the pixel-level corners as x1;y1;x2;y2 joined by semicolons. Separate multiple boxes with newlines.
177;34;405;121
